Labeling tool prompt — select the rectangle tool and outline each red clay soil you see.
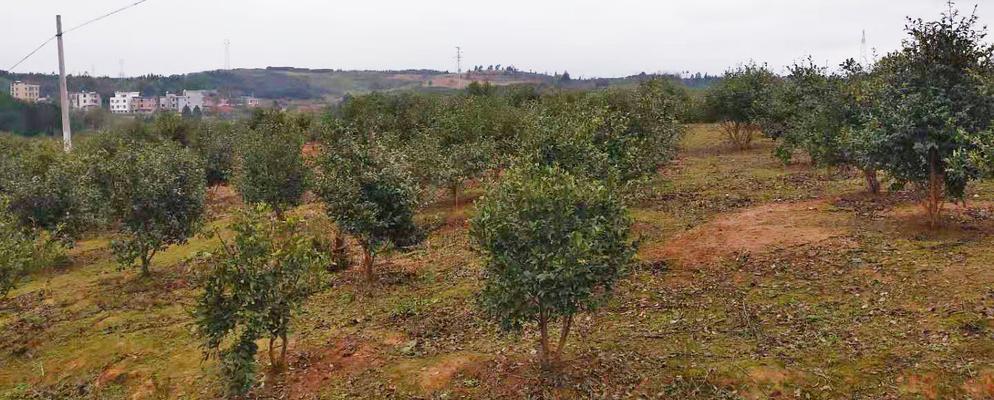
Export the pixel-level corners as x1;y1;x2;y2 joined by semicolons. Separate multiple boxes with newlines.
651;200;849;268
284;336;379;399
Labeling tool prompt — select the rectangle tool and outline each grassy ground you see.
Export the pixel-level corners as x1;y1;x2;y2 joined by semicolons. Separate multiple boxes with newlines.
3;124;994;399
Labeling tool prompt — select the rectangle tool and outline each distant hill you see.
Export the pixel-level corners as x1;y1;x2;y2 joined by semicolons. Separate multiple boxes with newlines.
0;68;555;103
0;68;717;104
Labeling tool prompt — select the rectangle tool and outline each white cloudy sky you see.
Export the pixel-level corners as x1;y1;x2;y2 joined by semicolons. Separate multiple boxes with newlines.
1;0;987;78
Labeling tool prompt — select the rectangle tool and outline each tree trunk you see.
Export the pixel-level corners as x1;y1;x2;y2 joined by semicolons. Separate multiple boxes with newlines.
722;122;754;150
268;336;277;368
538;312;551;369
362;246;374;282
925;149;944;228
140;249;155;276
863;168;881;195
279;332;288;369
452;183;460;207
555;314;574;362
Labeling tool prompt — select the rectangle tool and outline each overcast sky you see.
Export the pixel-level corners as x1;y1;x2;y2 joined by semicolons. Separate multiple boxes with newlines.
2;0;987;78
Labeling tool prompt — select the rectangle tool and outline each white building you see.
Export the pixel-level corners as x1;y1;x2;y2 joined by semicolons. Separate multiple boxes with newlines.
159;90;209;113
70;91;102;110
110;92;140;114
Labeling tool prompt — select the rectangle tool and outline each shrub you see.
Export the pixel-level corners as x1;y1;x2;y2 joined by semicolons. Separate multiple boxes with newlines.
0;198;34;297
314;139;421;282
519;82;682;196
704;63;780;149
235;111;309;216
194;121;238;187
772;59;886;194
106;141;206;275
193;205;324;395
865;6;994;226
470;164;635;367
0;136;101;244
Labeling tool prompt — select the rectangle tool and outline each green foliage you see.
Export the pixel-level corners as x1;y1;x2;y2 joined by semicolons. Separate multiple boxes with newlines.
332;92;441;144
314;139;421;281
106;141;206;275
0;91;63;136
193;121;238;186
864;5;994;224
469;164;635;366
0;198;35;297
193;205;325;395
410;95;520;200
152;112;199;146
770;59;887;193
704;63;780;149
235;110;309;215
0;135;101;244
590;79;684;184
519;80;683;196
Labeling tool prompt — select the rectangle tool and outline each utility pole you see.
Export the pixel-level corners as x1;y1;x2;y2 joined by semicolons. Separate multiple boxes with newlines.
56;15;72;152
860;30;869;67
455;46;462;74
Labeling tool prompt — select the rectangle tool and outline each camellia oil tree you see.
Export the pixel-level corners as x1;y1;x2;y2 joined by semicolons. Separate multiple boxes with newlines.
234;110;309;218
470;164;635;368
866;4;994;226
770;59;887;194
107;141;206;275
193;205;324;396
415;95;504;205
0;197;35;298
314;138;422;282
704;62;781;150
0;136;101;244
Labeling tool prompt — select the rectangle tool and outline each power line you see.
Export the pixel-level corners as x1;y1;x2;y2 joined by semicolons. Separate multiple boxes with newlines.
63;0;150;35
7;36;56;72
5;0;152;72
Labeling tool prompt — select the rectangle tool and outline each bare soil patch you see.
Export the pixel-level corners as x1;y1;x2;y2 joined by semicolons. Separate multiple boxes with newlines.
284;336;379;399
649;200;849;268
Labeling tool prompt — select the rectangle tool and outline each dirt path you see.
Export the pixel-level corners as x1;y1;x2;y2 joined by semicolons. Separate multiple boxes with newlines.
648;200;850;268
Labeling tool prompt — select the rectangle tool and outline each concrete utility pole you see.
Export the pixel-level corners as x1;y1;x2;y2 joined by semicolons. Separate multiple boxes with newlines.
455;46;462;74
56;15;72;152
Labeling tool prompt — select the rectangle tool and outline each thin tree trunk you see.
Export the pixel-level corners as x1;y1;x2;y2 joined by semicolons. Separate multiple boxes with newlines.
362;246;374;282
280;332;288;369
555;314;574;362
925;149;944;228
538;312;550;369
140;248;156;276
268;336;277;368
863;168;881;195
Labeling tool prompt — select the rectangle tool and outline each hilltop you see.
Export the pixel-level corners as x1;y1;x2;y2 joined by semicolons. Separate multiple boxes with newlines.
0;68;715;104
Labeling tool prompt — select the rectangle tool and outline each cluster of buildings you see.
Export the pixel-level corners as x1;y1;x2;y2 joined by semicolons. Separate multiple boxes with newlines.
9;81;262;114
107;90;223;114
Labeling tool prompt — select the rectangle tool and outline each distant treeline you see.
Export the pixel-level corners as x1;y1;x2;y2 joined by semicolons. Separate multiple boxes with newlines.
0;92;63;137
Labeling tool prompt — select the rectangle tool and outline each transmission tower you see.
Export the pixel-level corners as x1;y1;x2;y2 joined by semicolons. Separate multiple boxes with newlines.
455;46;462;74
224;39;231;70
860;30;869;67
118;59;125;78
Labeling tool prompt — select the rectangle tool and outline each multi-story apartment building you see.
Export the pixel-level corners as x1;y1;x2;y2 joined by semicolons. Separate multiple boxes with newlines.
132;97;159;114
159;90;209;113
109;92;140;114
10;81;41;103
241;96;261;108
70;91;102;110
158;92;183;112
